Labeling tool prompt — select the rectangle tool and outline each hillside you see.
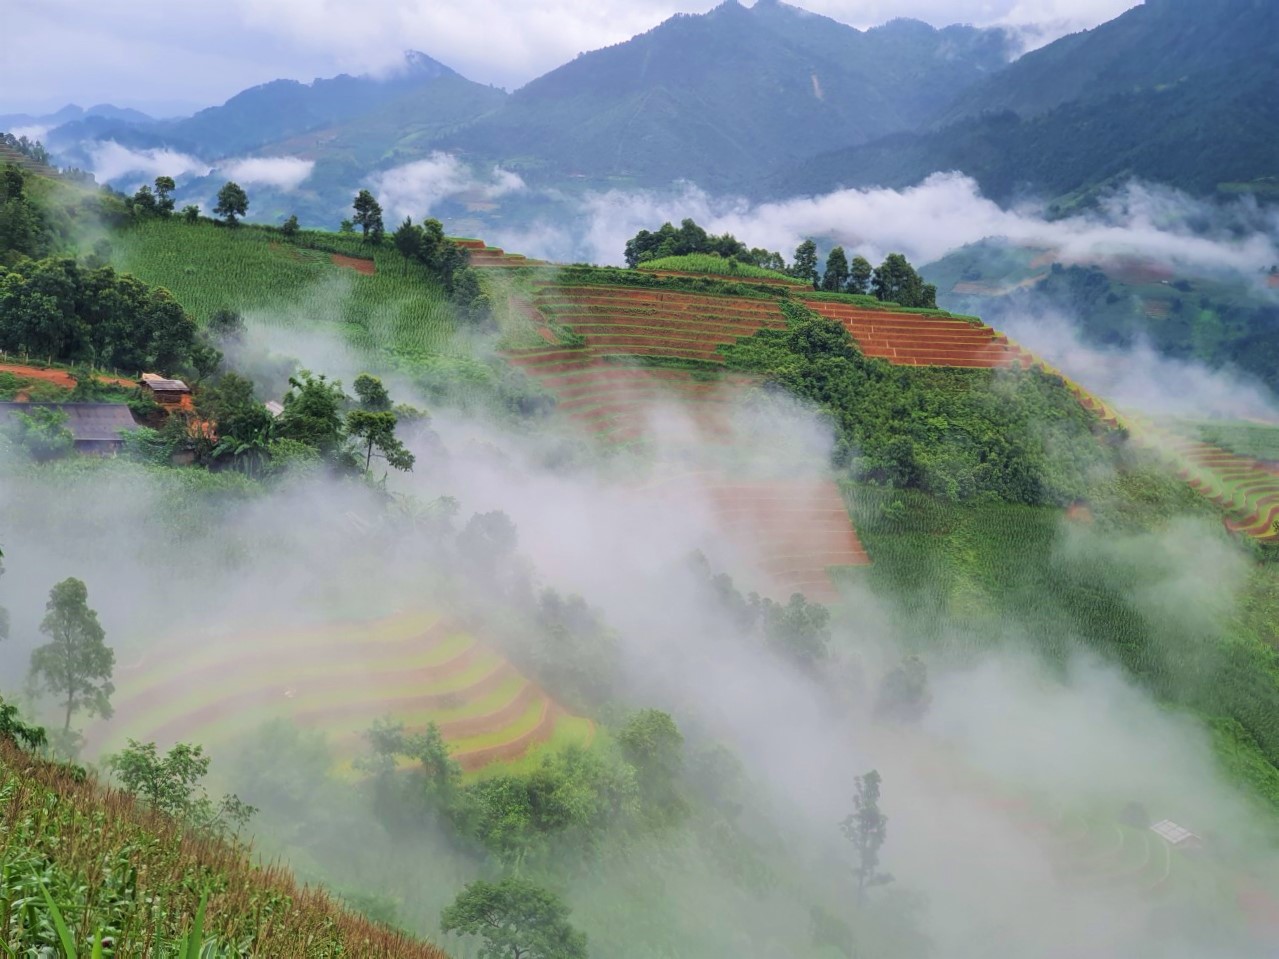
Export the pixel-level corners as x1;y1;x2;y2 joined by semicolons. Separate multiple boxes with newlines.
0;732;444;956
4;158;1279;956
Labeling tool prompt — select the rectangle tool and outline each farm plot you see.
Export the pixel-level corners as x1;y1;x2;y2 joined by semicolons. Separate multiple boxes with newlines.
93;611;593;773
641;472;871;602
113;220;461;359
802;299;1032;369
453;238;547;269
1145;430;1279;543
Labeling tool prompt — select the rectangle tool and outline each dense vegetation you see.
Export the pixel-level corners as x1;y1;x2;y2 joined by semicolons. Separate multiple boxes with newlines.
720;301;1108;504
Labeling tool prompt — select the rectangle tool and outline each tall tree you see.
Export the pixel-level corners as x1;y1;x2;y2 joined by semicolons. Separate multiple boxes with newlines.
822;246;850;292
275;371;345;456
392;217;423;275
441;878;588;959
841;769;893;902
29;578;114;732
848;255;874;295
792;239;819;289
352;190;384;243
348;372;414;474
213;181;249;226
153;176;176;215
871;253;937;309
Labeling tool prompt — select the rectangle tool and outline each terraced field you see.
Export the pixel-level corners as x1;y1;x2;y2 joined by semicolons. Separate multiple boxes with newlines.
94;612;594;772
644;473;870;602
454;238;547;269
801;299;1033;369
1146;431;1279;543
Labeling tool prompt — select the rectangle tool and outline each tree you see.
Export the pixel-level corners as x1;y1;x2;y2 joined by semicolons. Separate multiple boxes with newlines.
392;217;423;275
275;370;345;456
280;214;299;238
441;878;588;959
0;696;46;752
822;246;850;292
617;709;686;822
5;406;74;460
181;204;200;224
131;184;158;217
213;181;248;226
848;255;873;295
109;739;254;836
792;239;819;289
352;190;384;243
841;769;893;902
871;253;937;309
29;578;114;732
153;176;176;215
207;307;247;344
874;655;931;723
198;372;274;474
339;218;355;234
347;410;415;474
353;372;392;411
348;373;414;474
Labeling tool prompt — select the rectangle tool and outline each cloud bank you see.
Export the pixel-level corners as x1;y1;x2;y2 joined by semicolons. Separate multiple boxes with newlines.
494;173;1279;280
219;156;315;191
374;154;525;220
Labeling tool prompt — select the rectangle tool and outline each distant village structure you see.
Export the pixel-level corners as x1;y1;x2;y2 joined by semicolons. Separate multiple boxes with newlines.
139;373;191;405
0;402;138;455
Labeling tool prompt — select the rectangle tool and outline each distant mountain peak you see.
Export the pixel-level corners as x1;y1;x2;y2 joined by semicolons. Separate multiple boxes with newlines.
400;50;459;80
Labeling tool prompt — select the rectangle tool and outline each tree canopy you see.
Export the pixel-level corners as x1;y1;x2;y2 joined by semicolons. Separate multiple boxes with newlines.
441;878;588;959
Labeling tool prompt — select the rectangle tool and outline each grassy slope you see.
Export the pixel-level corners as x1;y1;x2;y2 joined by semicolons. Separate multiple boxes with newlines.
110;220;462;364
839;469;1279;811
0;738;445;957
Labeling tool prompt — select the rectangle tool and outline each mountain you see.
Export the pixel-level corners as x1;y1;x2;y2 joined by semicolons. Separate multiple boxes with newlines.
46;52;505;165
439;0;1013;190
0;103;154;131
936;0;1279;124
764;0;1279;203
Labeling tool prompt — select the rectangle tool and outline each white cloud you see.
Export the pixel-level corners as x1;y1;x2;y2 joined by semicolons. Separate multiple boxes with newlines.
219;156;315;191
517;174;1279;278
89;140;210;185
373;153;525;219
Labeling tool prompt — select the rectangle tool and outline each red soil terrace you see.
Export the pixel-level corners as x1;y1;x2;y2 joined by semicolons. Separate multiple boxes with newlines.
332;253;376;275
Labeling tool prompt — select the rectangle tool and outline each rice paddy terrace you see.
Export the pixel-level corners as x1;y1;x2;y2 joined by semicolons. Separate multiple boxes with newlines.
642;472;871;603
94;611;595;772
1144;428;1279;544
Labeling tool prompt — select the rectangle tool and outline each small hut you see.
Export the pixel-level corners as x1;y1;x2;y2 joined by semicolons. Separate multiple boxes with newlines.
0;402;137;454
1150;819;1202;850
139;373;191;405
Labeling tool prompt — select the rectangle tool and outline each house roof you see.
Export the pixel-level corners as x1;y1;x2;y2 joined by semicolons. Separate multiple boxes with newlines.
139;376;190;393
1150;819;1198;845
0;402;137;442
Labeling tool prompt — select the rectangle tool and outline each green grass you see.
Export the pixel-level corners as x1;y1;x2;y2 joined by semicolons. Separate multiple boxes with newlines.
1188;420;1279;462
840;473;1279;813
111;220;461;362
637;254;803;284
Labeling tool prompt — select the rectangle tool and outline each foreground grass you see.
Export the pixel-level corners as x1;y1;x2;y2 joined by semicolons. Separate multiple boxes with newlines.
0;739;447;957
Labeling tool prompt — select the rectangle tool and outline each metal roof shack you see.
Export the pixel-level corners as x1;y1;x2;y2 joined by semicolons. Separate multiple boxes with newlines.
1150;819;1202;849
139;373;191;404
0;402;137;454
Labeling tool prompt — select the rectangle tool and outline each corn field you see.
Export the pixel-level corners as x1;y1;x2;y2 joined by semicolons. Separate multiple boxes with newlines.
0;740;447;958
111;221;461;363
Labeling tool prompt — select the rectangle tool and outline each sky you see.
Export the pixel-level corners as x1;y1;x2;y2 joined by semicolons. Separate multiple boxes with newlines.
1;0;1141;117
